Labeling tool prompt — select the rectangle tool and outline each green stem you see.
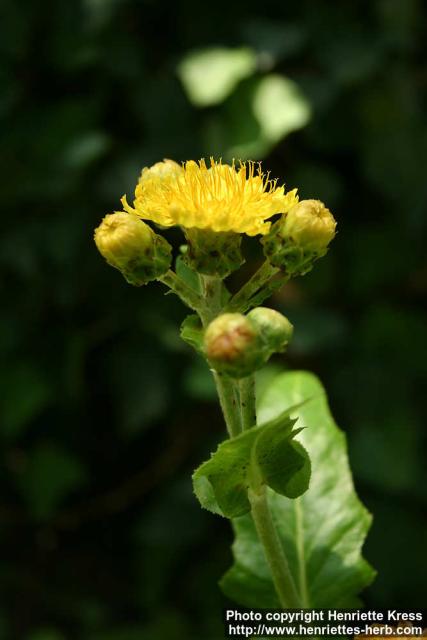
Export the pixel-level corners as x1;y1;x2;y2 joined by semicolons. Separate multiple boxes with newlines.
163;262;300;608
186;268;300;608
226;261;279;313
158;270;205;314
239;372;301;609
244;270;290;310
199;275;242;438
198;275;221;325
213;372;242;438
239;375;256;431
248;487;301;608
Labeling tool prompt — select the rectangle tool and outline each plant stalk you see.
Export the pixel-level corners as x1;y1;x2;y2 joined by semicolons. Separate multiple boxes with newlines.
170;266;301;607
197;274;242;438
248;487;302;608
239;375;256;431
231;372;301;608
158;270;205;313
226;261;279;312
213;372;242;438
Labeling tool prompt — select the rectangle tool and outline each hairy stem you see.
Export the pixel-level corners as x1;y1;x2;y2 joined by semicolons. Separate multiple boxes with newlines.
239;375;256;431
244;271;290;310
226;261;279;313
213;372;242;438
198;274;224;324
158;270;205;313
172;267;300;606
249;487;301;608
198;275;242;437
239;372;300;609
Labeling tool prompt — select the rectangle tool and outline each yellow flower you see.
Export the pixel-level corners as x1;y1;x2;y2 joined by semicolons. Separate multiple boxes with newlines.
122;158;298;236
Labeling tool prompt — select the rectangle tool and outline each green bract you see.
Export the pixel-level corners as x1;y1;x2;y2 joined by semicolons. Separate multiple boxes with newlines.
184;229;244;277
192;409;310;519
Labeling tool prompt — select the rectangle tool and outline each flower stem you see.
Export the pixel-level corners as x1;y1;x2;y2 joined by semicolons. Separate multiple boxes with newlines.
239;375;256;431
198;274;224;324
248;487;302;608
238;373;301;609
177;268;300;607
158;270;205;313
226;260;279;313
198;275;242;438
213;372;242;438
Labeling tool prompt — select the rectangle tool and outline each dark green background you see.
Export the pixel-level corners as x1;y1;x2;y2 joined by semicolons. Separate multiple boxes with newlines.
1;0;426;638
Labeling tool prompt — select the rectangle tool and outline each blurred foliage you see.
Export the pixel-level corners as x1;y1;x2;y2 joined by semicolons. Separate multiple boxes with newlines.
0;0;426;637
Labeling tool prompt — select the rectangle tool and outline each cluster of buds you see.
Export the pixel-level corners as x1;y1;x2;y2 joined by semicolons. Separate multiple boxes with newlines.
262;199;336;276
93;158;337;286
94;212;172;286
204;308;293;378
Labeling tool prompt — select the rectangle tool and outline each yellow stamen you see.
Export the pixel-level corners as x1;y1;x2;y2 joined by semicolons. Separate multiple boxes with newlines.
122;158;298;236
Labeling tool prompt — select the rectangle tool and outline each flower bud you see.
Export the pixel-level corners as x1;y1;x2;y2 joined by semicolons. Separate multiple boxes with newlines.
262;199;336;276
204;313;266;378
139;159;183;185
94;212;172;285
247;307;293;352
184;229;244;277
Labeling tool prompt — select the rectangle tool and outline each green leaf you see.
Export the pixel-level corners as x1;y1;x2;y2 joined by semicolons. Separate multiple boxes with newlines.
177;47;257;107
225;74;312;160
180;314;204;354
253;74;311;143
221;371;376;607
256;429;311;500
193;410;310;519
193;429;257;518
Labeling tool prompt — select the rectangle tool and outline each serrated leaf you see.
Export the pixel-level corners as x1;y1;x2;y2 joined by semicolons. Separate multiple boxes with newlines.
256;430;310;500
180;314;204;353
193;410;310;519
193;429;257;518
221;371;375;607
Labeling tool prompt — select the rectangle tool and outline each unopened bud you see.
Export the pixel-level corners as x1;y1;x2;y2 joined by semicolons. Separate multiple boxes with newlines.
138;159;183;185
262;199;336;275
247;307;293;352
94;212;172;285
204;313;266;378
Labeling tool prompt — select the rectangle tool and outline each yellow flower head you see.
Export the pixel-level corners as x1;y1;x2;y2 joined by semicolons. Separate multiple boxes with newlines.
122;158;298;236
